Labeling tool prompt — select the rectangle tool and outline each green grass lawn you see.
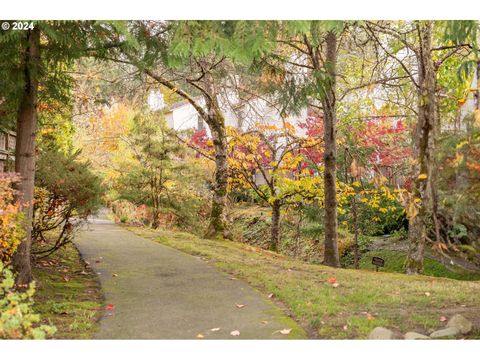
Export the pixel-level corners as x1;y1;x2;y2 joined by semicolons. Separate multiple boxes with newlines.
128;226;480;339
32;242;103;339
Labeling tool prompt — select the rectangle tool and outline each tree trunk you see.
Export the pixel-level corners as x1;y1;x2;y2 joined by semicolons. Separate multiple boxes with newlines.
12;27;40;286
270;201;281;251
352;193;359;269
205;108;230;239
322;31;340;267
406;21;437;275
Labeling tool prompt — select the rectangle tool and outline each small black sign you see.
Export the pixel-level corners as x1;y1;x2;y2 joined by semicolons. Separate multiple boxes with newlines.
372;256;385;267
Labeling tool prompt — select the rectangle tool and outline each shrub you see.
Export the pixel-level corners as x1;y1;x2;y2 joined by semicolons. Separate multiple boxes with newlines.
0;173;24;264
32;147;103;256
0;261;56;339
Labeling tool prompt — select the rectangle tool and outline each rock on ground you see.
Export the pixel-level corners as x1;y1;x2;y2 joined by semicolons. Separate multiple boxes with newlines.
404;331;429;340
368;327;394;340
430;327;460;339
447;315;473;334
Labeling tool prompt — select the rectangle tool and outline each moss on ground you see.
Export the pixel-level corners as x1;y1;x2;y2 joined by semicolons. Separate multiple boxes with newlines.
128;226;480;339
32;242;103;339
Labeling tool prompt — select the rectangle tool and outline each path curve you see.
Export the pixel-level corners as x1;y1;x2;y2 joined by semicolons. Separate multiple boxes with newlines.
74;218;297;339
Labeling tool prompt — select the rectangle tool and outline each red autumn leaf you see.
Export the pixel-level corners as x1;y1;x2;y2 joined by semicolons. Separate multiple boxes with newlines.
327;277;337;284
105;304;115;311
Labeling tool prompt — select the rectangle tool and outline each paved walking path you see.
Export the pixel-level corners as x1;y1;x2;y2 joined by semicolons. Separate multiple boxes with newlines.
74;218;299;339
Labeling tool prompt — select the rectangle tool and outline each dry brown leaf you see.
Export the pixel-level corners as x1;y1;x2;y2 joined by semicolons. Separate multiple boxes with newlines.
235;304;246;308
210;328;220;332
112;273;118;277
230;330;240;336
268;293;274;299
196;334;204;339
425;292;431;297
261;320;269;324
440;316;447;322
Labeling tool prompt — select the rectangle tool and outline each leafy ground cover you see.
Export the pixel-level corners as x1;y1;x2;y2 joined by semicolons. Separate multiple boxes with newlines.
128;226;480;339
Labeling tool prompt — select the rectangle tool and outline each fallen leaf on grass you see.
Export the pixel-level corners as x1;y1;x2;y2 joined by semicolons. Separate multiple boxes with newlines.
366;313;375;320
230;330;240;336
63;276;69;282
343;325;348;331
267;293;274;299
273;328;292;335
235;304;246;308
105;304;115;311
112;273;118;277
210;328;220;332
327;277;337;284
196;334;204;339
440;316;447;322
332;282;340;288
425;292;431;297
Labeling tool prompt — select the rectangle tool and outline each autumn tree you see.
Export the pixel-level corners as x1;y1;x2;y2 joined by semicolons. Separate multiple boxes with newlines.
228;122;323;250
365;20;476;274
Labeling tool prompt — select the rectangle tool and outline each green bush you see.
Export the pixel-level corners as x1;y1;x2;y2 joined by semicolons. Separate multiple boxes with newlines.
33;147;103;255
0;262;57;339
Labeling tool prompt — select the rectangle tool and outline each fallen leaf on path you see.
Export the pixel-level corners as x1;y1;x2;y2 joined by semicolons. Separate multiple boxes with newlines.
327;277;337;284
210;328;220;332
230;330;240;336
105;304;115;311
440;316;447;322
112;273;118;277
196;334;204;339
279;329;291;335
261;320;269;324
230;277;237;280
235;304;246;308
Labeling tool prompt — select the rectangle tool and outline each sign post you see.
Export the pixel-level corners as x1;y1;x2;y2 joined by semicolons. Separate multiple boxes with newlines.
371;256;385;272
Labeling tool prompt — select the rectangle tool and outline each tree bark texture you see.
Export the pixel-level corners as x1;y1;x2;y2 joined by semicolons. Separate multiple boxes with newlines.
12;27;41;286
406;21;437;275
